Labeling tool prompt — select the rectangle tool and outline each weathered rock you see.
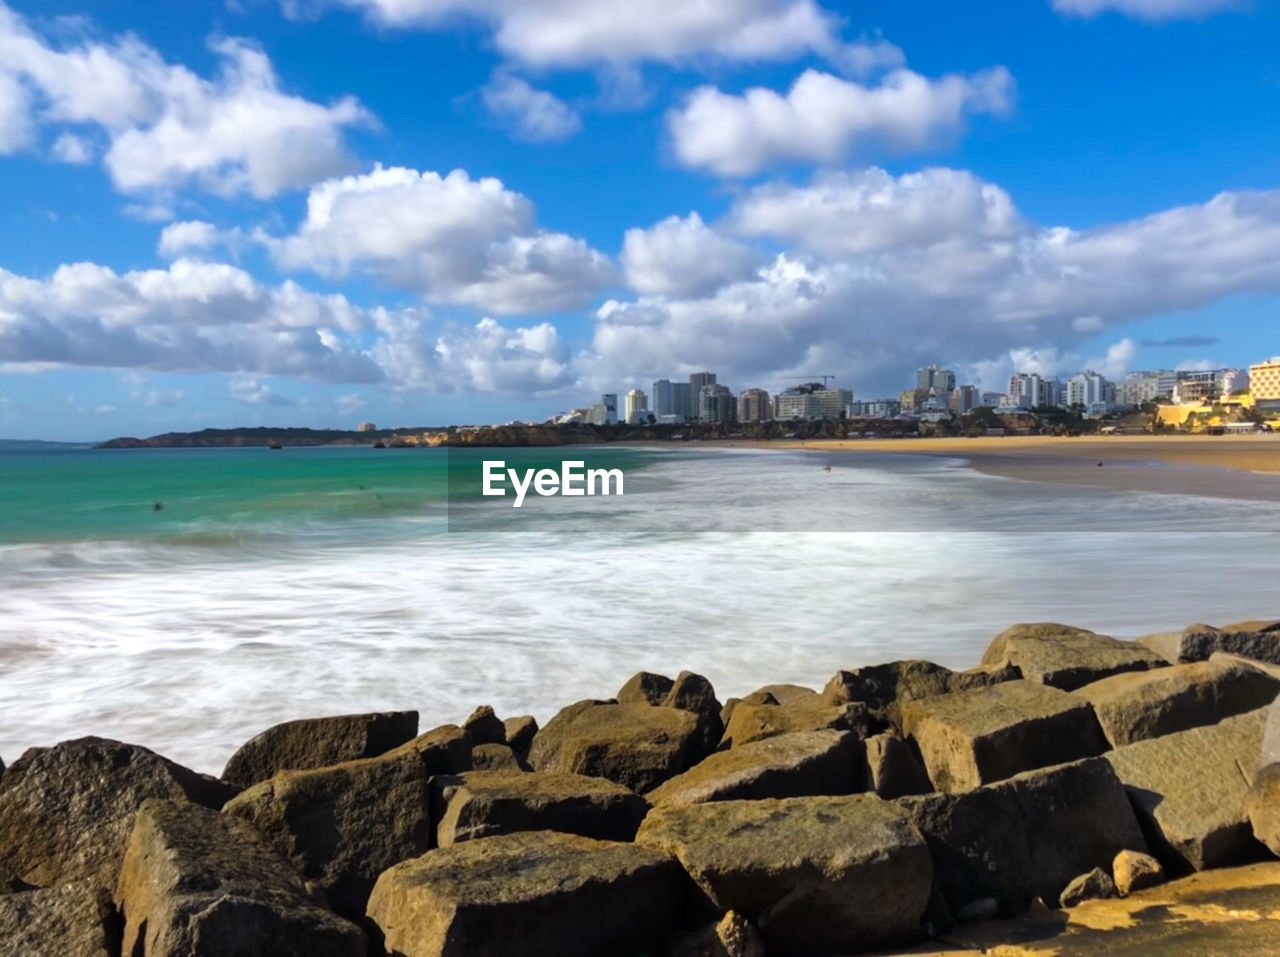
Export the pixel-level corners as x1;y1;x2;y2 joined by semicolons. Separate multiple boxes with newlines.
432;770;648;846
899;680;1108;792
822;660;1021;727
221;710;418;789
222;724;471;921
1059;867;1116;908
1246;762;1280;857
1072;657;1280;747
367;831;694;957
1104;707;1269;874
117;799;365;956
863;732;933;798
0;882;118;956
504;715;539;755
664;671;726;754
637;795;932;956
1138;619;1280;665
471;742;531;772
720;699;869;749
463;705;507;745
953;897;998;923
618;671;674;707
669;910;766;957
1113;849;1164;896
898;757;1147;917
981;623;1166;691
0;736;236;892
646;730;863;807
527;700;709;793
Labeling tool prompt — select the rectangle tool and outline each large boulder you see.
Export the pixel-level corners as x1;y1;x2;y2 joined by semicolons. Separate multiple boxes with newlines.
1247;762;1280;857
618;671;674;707
663;671;725;753
504;715;539;756
366;831;694;957
222;725;471;921
471;742;531;772
433;770;648;846
720;700;869;749
221;710;418;789
899;680;1108;792
1104;707;1269;874
1072;657;1280;747
527;701;709;793
0;737;236;892
1138;619;1280;665
117;799;365;956
981;623;1166;691
898;757;1146;918
0;882;119;956
646;731;864;807
462;706;507;746
863;732;933;799
821;660;1020;728
637;795;932;956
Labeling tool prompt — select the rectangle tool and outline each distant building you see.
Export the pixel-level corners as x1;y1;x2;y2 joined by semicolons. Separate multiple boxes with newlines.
917;364;957;395
1064;372;1115;415
1116;372;1167;408
624;388;649;424
356;422;377;432
899;388;930;413
1250;357;1280;405
775;383;852;420
950;385;982;414
737;388;772;423
652;379;692;422
588;393;618;425
1008;373;1063;409
849;399;902;417
981;392;1007;408
688;372;717;419
698;383;735;424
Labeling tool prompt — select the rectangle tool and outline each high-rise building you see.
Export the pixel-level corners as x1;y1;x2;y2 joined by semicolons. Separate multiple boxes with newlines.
950;385;982;414
737;388;772;422
899;388;929;413
624;388;649;424
698;383;735;424
1064;372;1115;414
588;393;618;425
774;383;851;420
1249;358;1280;403
688;372;717;419
1008;373;1063;409
652;379;692;421
917;364;956;395
1116;371;1168;407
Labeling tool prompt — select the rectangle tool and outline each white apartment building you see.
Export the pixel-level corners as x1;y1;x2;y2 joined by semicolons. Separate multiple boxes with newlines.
624;388;649;424
1008;373;1063;409
1064;372;1115;415
588;393;618;425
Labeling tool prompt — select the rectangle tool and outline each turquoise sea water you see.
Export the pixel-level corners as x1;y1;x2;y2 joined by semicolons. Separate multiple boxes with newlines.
3;444;1280;773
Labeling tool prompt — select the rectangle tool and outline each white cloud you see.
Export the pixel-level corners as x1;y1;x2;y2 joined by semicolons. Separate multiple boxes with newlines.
309;0;855;68
622;212;759;297
580;173;1280;395
667;66;1015;177
50;131;92;164
266;165;614;314
157;220;221;258
1051;0;1242;21
481;73;581;142
0;5;370;196
229;376;294;405
123;202;175;223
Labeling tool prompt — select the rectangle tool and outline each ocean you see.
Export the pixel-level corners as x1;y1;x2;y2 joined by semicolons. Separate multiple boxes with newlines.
2;444;1279;774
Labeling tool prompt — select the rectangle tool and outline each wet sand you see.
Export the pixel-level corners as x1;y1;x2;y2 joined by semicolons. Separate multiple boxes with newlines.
721;435;1280;502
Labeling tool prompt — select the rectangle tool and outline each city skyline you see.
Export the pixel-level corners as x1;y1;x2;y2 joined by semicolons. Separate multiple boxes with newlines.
1;1;1279;439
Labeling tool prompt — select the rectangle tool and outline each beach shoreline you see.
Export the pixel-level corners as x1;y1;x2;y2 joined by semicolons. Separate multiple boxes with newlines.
699;434;1280;502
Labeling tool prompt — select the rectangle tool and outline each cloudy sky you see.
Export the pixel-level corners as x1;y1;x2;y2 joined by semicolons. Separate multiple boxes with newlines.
0;0;1277;438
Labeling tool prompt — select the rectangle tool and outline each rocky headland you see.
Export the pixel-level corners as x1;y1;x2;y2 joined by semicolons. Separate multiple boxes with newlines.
4;618;1280;955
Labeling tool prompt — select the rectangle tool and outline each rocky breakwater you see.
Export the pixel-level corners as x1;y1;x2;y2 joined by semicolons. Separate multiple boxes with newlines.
4;618;1280;955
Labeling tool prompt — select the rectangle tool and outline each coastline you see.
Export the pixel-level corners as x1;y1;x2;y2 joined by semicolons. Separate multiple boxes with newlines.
709;435;1280;503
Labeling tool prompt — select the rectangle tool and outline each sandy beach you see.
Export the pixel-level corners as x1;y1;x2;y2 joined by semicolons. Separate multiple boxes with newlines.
726;434;1280;502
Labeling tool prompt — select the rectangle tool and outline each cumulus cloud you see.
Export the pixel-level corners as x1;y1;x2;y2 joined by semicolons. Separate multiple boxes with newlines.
623;213;760;297
305;0;863;69
229;377;294;405
481;73;581;142
667;67;1015;177
579;172;1280;395
157;220;222;258
266;166;614;314
1051;0;1243;21
0;4;370;196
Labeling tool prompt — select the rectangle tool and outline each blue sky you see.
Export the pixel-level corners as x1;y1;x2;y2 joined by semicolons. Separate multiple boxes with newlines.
0;0;1278;439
